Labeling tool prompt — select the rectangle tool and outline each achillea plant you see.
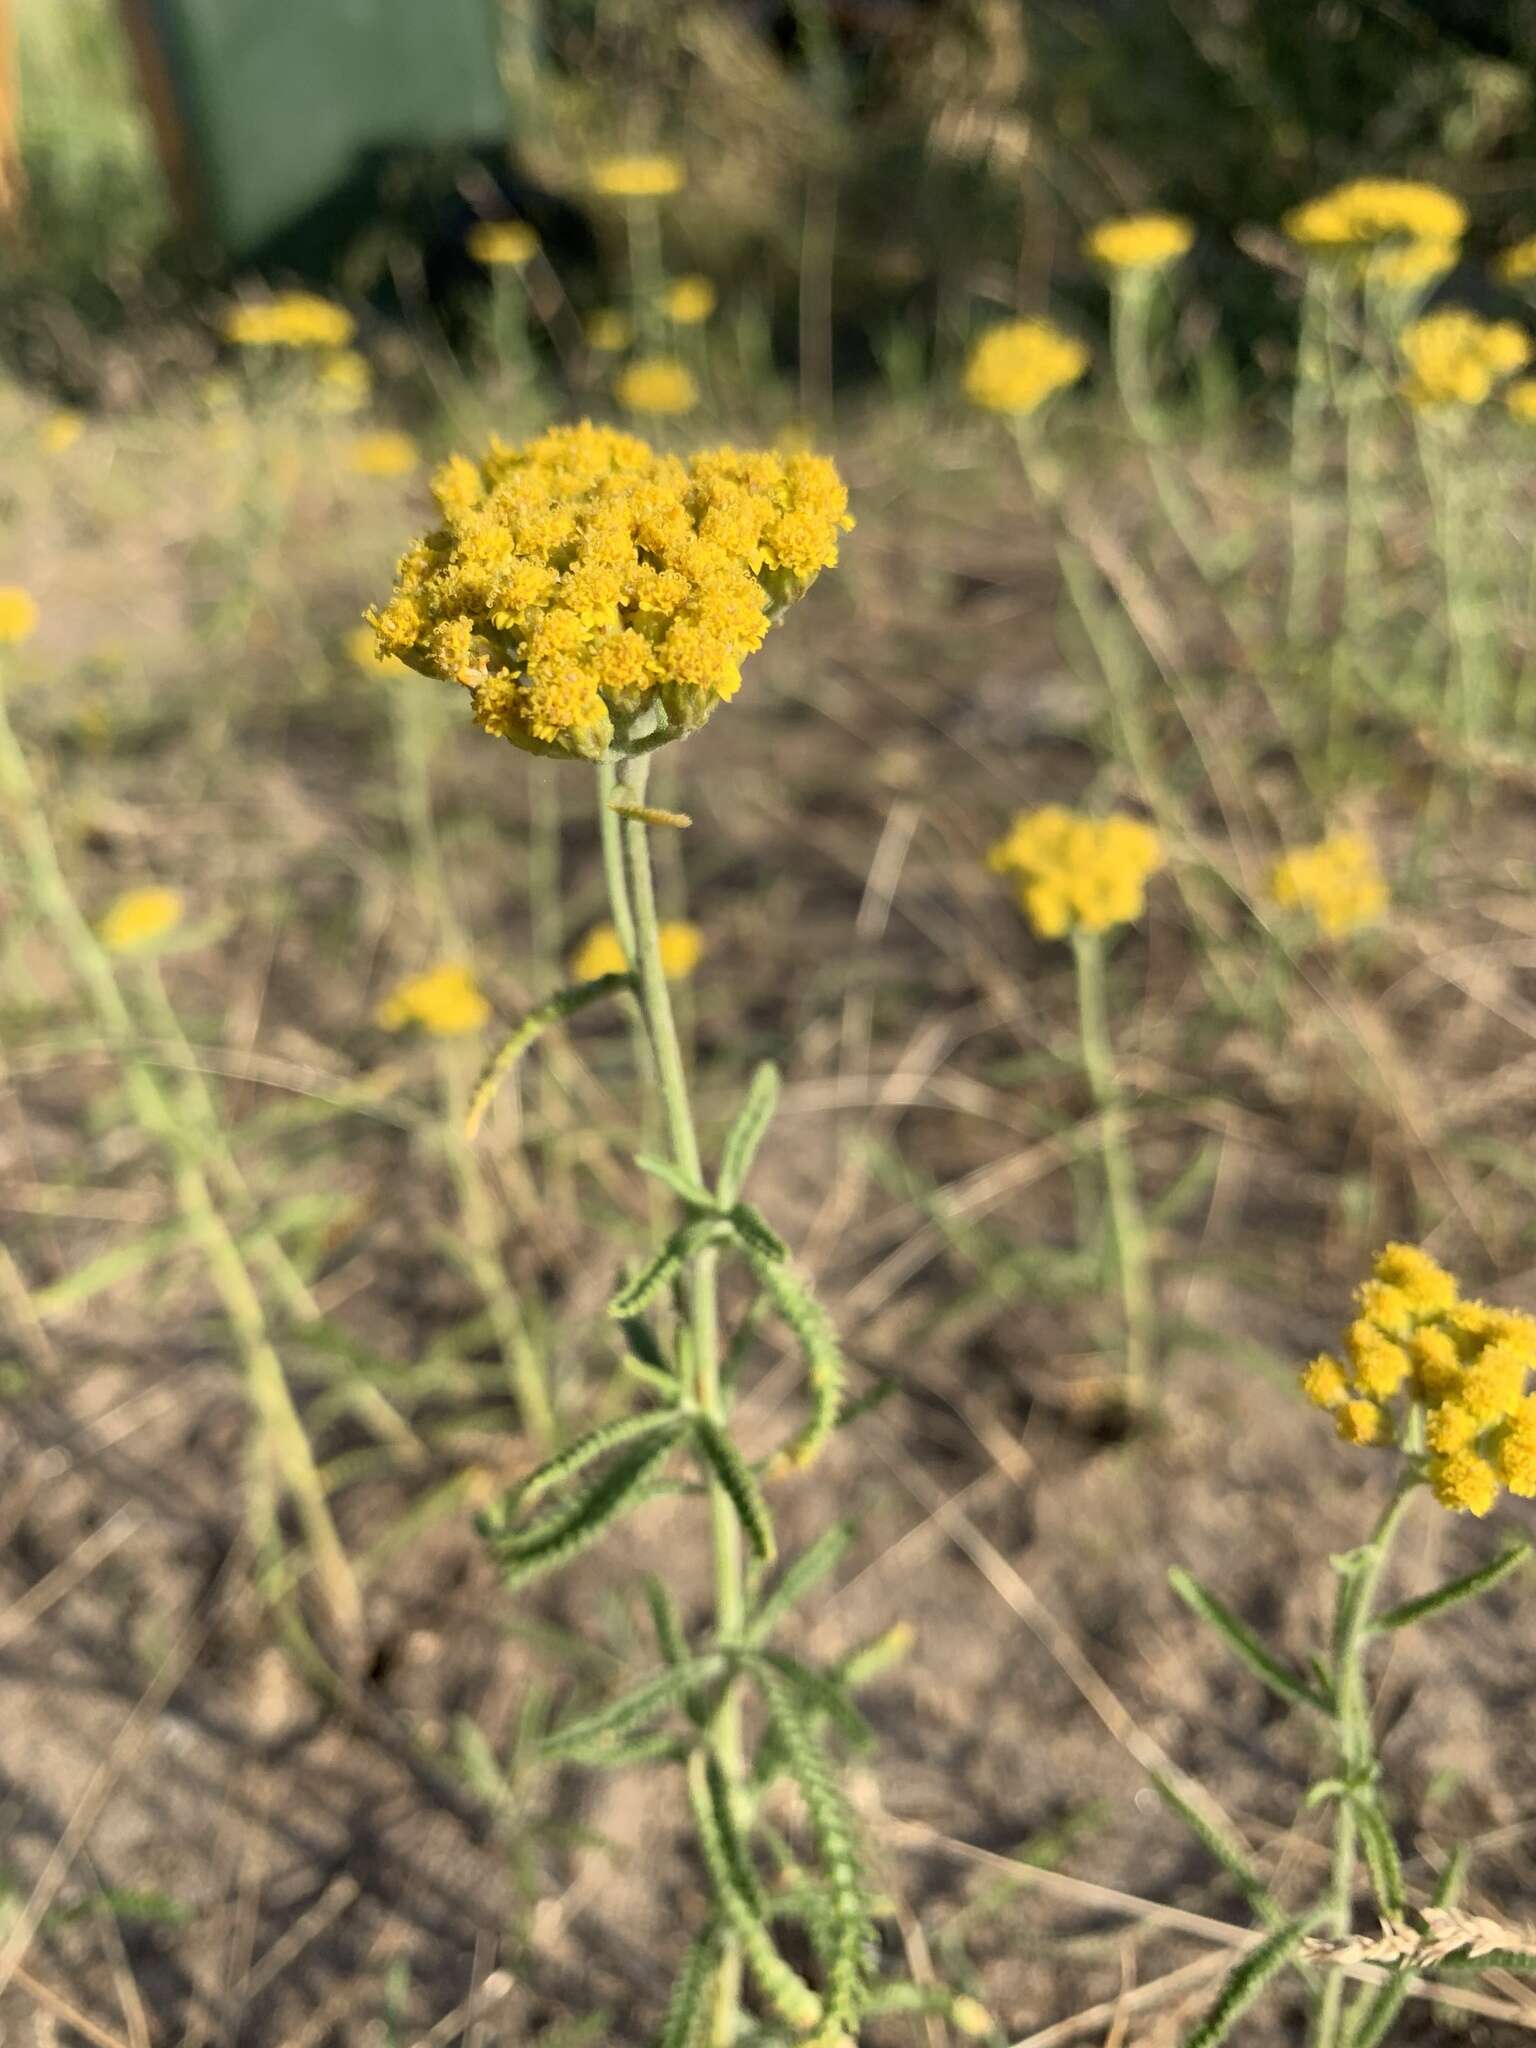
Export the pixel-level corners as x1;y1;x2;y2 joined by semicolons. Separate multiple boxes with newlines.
369;420;977;2042
1164;1243;1536;2047
1268;833;1387;940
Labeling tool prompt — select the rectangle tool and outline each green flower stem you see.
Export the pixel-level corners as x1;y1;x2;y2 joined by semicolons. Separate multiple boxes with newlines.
609;752;746;2040
1072;928;1153;1403
1288;264;1336;651
1312;1481;1419;2048
1111;271;1217;580
0;678;362;1642
626;197;666;349
1421;412;1495;774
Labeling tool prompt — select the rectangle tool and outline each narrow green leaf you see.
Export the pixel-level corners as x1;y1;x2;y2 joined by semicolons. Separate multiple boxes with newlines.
635;1152;717;1210
464;973;633;1139
686;1749;824;2034
752;1650;874;1751
717;1060;780;1206
728;1201;788;1263
644;1575;690;1668
1182;1914;1316;2048
1148;1772;1283;1927
747;1522;856;1645
486;1432;678;1591
1434;1947;1536;1976
515;1409;680;1512
1350;1795;1405;1919
1169;1569;1330;1714
747;1250;845;1469
608;1219;721;1319
1371;1541;1532;1634
543;1657;722;1759
658;1925;724;2048
619;1315;673;1377
620;1353;680;1397
691;1416;776;1564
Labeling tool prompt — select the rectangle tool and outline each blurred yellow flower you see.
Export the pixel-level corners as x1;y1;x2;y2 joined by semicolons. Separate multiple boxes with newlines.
467;219;541;267
1269;833;1386;936
614;356;699;416
572;919;703;981
586;308;632;352
223;292;355;349
963;319;1089;416
1282;178;1467;249
0;586;39;644
1495;234;1536;284
665;274;717;324
315;350;372;413
347;430;421;478
375;961;489;1036
1363;238;1459;289
39;410;84;454
343;622;409;675
1399;308;1531;408
1507;378;1536;423
99;886;184;953
368;421;851;761
987;806;1163;939
590;153;685;199
1085;213;1194;271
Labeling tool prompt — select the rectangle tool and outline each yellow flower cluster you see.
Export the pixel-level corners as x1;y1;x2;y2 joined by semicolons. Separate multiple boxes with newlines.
375;961;489;1036
665;275;717;325
1269;833;1386;937
572;919;703;981
614;356;699;417
1282;178;1468;249
963;319;1089;416
987;807;1164;939
347;430;421;479
222;292;356;350
467;219;540;267
1508;378;1536;424
99;886;184;953
367;421;852;762
1302;1244;1536;1515
590;153;685;199
1495;235;1536;284
344;623;409;676
1085;213;1194;272
1399;308;1531;408
0;586;39;644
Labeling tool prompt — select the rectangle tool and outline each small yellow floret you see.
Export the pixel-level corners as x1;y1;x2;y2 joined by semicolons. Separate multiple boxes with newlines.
99;886;184;953
222;292;355;350
1355;1278;1414;1336
1347;1322;1412;1399
1425;1400;1481;1455
1429;1448;1499;1516
987;806;1163;939
1269;834;1386;938
590;153;685;199
572;919;703;982
0;586;39;644
315;350;372;413
375;961;489;1036
1495;1400;1536;1496
586;309;632;352
950;1997;993;2040
1507;378;1536;423
665;275;717;324
348;430;420;479
1301;1355;1349;1409
467;219;540;267
344;623;409;676
1283;179;1468;249
1410;1326;1464;1403
1337;1399;1389;1446
39;410;84;454
614;356;699;417
1495;234;1536;284
964;319;1089;416
1372;1242;1458;1316
1085;213;1194;271
1399;309;1532;409
1457;1339;1528;1422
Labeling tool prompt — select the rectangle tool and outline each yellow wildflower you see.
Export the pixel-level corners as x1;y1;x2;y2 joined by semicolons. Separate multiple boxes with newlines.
315;350;372;413
1269;834;1386;938
615;356;699;417
1495;234;1536;284
963;319;1089;416
347;430;420;479
1337;1399;1389;1446
572;919;703;982
467;219;540;267
1362;238;1459;290
1375;1242;1459;1317
375;961;489;1036
590;153;685;199
99;886;184;953
366;421;851;761
1426;1400;1481;1455
39;410;84;454
1282;179;1468;249
950;1998;993;2040
1410;1326;1463;1403
1347;1321;1412;1399
1429;1449;1499;1517
665;275;717;324
222;292;355;350
1400;308;1532;408
344;623;409;676
1495;1398;1536;1495
0;586;39;644
987;807;1163;939
1302;1355;1349;1409
1506;378;1536;424
1085;213;1194;272
586;309;632;352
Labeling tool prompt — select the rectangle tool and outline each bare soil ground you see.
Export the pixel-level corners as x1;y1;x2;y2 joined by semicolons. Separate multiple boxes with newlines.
2;393;1534;2045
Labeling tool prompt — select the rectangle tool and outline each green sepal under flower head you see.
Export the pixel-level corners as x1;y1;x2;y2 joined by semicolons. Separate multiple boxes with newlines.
367;421;852;763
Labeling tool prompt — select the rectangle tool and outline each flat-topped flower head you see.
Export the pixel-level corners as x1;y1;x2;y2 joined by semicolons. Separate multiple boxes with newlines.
572;919;703;982
222;292;355;350
1269;833;1386;937
1495;234;1536;284
1399;309;1531;408
590;153;685;199
0;586;39;644
963;319;1089;416
988;806;1164;939
1301;1242;1536;1513
467;219;540;267
1283;178;1467;249
615;356;699;417
366;421;852;762
347;430;420;479
1086;213;1194;272
99;886;184;954
375;961;489;1036
665;275;717;325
